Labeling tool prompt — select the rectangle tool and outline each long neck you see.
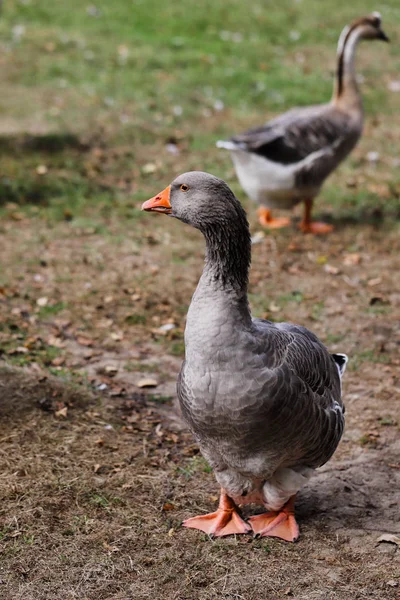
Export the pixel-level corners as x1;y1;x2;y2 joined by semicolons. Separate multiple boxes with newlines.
188;208;252;336
202;215;251;296
333;25;364;111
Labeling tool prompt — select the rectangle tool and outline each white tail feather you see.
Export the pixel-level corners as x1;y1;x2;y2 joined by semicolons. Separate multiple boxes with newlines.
216;140;240;151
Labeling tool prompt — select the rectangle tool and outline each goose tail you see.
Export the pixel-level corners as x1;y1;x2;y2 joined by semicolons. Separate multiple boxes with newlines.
216;140;240;151
331;353;348;378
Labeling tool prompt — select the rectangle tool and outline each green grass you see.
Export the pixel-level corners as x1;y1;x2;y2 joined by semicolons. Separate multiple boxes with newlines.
0;0;398;228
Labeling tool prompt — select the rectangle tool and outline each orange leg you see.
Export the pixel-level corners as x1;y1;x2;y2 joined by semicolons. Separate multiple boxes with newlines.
299;199;333;234
258;207;290;229
182;489;251;537
249;496;299;542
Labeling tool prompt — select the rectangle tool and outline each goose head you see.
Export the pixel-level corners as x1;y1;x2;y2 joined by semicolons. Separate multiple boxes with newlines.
142;171;245;232
353;12;389;42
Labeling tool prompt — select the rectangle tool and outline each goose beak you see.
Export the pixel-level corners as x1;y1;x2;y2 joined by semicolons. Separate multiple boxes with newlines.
377;29;389;42
142;185;172;214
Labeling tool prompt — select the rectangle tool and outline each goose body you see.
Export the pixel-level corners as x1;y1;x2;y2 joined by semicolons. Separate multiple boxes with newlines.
217;13;389;233
143;171;348;540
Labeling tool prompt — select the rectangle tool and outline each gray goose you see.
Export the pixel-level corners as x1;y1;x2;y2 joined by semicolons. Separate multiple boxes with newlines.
217;13;389;233
142;171;347;541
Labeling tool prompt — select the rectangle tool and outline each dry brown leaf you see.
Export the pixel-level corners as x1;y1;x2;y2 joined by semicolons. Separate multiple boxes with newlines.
102;541;119;552
76;335;94;347
110;332;123;341
51;356;65;367
324;264;340;275
268;302;280;313
343;253;361;266
162;502;175;512
137;378;158;388
377;534;400;546
368;277;382;287
8;346;29;355
54;406;68;418
104;365;118;376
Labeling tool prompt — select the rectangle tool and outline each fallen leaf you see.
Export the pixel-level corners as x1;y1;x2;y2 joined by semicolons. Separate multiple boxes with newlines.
324;264;340;275
387;80;400;92
104;365;118;376
47;335;66;348
158;323;176;333
268;302;280;313
141;162;157;175
102;542;119;552
51;356;65;366
251;231;265;245
97;318;113;329
110;332;123;341
368;277;382;287
377;534;400;547
77;335;94;347
36;297;48;307
343;253;361;266
8;346;29;355
366;151;379;163
162;502;175;512
10;211;24;221
55;406;68;418
137;378;158;388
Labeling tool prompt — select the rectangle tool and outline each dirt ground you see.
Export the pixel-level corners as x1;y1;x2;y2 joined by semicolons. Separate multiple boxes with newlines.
0;215;399;600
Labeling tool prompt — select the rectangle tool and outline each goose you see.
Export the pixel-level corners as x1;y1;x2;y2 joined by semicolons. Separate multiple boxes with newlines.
217;13;389;233
142;171;348;541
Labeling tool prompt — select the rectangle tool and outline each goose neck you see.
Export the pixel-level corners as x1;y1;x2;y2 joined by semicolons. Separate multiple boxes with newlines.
333;25;364;111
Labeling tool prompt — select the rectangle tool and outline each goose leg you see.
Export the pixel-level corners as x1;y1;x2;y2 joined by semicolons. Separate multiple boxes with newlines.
299;199;333;234
258;207;290;229
182;489;251;537
249;495;299;542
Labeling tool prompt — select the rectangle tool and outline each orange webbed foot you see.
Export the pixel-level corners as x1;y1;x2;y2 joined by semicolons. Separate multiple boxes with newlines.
299;221;334;235
258;207;290;229
182;490;251;537
249;496;299;542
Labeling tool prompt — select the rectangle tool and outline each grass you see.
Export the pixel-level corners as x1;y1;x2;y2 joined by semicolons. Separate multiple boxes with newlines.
0;0;399;224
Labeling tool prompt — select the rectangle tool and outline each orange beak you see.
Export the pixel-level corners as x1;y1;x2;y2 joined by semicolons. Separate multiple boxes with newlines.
141;185;172;214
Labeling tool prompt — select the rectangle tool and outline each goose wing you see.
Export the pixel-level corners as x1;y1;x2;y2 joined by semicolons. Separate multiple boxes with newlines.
252;320;346;467
230;105;354;165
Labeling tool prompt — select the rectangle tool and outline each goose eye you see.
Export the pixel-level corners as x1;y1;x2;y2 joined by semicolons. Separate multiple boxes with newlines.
180;184;189;192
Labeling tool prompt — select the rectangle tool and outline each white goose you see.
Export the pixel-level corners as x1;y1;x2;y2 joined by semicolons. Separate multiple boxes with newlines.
142;171;348;541
217;13;389;233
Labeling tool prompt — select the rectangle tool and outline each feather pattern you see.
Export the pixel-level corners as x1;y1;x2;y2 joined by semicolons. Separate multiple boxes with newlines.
163;171;348;509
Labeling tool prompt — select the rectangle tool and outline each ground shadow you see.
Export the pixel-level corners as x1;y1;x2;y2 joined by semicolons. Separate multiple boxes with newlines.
0;364;96;421
0;132;88;156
